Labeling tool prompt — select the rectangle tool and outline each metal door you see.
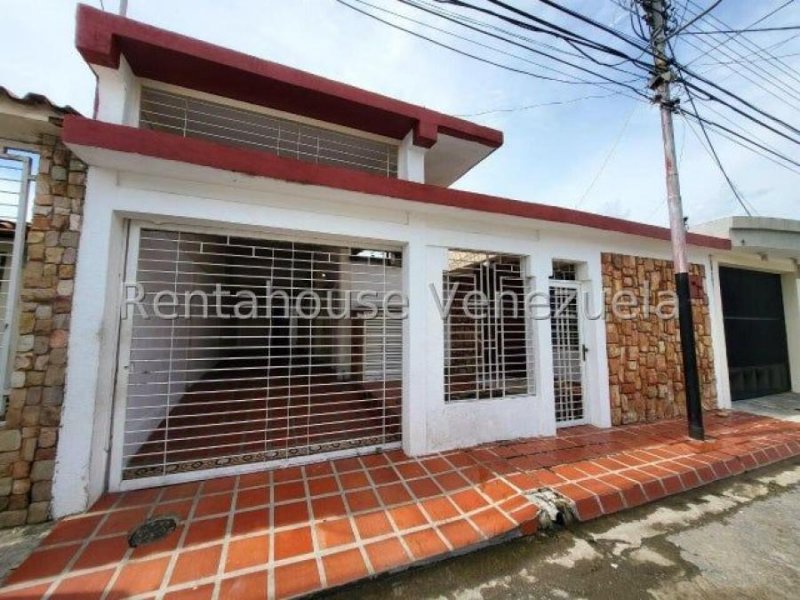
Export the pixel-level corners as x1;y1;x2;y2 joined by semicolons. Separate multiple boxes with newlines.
550;281;586;425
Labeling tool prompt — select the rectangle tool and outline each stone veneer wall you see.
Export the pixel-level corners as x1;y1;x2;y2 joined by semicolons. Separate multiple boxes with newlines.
0;134;85;527
603;253;717;426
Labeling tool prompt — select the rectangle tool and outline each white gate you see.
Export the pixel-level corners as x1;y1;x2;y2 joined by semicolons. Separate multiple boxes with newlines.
111;223;403;488
550;281;586;426
0;153;32;416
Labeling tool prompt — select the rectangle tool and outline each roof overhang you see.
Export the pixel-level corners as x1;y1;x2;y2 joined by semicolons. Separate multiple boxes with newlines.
74;4;502;161
0;87;79;144
693;216;800;261
63;115;731;251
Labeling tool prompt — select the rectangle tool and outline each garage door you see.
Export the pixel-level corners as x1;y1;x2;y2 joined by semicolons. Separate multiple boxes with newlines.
719;266;791;401
112;224;403;488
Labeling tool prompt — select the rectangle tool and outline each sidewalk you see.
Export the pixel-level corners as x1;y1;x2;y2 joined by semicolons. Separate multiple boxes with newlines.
1;410;799;599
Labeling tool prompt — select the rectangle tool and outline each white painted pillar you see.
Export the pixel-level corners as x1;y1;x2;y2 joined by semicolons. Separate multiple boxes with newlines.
398;131;426;183
529;255;557;437
94;56;140;126
781;271;800;393
707;256;732;409
581;256;612;428
402;220;434;455
52;168;123;517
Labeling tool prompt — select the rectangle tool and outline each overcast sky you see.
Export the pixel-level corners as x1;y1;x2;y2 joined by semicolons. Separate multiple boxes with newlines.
1;0;798;228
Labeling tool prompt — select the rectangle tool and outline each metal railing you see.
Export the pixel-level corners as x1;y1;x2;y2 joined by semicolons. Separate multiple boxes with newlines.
0;152;33;418
139;87;399;177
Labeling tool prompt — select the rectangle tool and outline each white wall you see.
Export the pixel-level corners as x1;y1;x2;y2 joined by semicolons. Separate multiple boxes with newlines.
52;156;721;516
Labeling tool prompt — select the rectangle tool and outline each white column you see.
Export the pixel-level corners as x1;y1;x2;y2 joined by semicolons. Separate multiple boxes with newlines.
52;168;124;517
398;131;427;183
707;256;732;409
402;220;433;455
94;56;140;126
529;255;557;437
581;256;612;427
782;270;800;393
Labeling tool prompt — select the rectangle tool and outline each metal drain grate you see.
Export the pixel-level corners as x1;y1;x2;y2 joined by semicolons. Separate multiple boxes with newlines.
128;516;179;548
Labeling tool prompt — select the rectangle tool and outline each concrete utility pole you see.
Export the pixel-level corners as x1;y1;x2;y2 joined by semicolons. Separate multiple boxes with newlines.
639;0;705;440
119;0;128;17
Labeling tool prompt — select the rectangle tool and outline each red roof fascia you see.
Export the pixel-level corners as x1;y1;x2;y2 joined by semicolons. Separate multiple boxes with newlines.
74;4;503;149
62;116;731;251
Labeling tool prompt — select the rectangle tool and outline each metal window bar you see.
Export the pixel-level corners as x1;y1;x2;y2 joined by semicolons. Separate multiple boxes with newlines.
0;153;32;418
119;228;403;481
550;283;585;424
139;87;399;178
443;250;533;402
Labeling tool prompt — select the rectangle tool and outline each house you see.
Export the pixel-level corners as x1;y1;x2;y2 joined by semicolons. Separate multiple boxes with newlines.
0;4;798;527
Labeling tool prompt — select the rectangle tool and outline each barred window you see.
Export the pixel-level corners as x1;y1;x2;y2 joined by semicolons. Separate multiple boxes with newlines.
443;250;534;402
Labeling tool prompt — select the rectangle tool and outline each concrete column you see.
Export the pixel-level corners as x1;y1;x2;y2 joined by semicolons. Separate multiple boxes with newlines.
782;271;800;393
398;131;426;183
94;56;139;126
708;256;732;409
581;256;612;428
529;255;557;437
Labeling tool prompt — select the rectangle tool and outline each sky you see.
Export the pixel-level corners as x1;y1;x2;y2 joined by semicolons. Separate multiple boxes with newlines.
0;0;798;229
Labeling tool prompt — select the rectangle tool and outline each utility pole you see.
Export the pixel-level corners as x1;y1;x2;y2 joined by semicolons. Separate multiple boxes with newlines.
119;0;128;17
639;0;705;440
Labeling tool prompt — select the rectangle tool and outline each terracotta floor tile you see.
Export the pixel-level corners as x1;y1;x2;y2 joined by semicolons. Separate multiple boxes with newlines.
219;569;268;600
163;583;215;600
183;516;227;548
194;493;233;518
74;534;130;570
5;543;81;585
470;507;514;538
377;483;412;506
368;466;400;485
346;489;380;513
479;479;516;503
237;487;270;510
339;470;370;490
421;457;452;474
201;476;237;495
107;556;170;599
170;544;222;585
438;519;482;548
364;537;410;573
155;499;194;522
88;493;122;512
354;510;394;540
315;517;356;549
118;488;161;508
305;461;335;478
435;471;470;492
308;476;339;496
225;534;269;572
422;497;459;522
361;453;390;468
274;481;306;504
98;506;151;536
407;477;441;499
450;489;488;514
49;568;115;600
390;503;428;531
232;507;270;538
332;457;363;473
274;525;314;560
395;462;426;479
239;471;270;489
322;548;369;587
311;494;347;520
41;514;103;546
273;501;309;529
403;528;449;560
274;559;321;599
161;482;201;502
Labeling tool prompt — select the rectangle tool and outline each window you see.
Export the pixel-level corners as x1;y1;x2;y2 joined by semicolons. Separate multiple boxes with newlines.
551;260;577;281
139;87;399;177
443;250;534;402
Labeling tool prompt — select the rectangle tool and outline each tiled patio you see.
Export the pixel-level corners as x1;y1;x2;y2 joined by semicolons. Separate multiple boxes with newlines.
2;410;800;600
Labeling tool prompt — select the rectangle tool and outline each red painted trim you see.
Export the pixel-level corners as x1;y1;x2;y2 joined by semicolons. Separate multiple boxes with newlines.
62;116;732;251
74;4;502;150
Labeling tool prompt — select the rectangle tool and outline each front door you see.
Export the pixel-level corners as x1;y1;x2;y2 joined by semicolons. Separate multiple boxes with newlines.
550;281;586;425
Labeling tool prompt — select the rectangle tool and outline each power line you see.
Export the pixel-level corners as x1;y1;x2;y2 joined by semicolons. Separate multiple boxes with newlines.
681;25;800;35
668;0;723;38
454;92;622;117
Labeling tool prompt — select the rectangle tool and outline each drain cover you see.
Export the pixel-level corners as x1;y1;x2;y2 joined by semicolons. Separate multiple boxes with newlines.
128;516;179;548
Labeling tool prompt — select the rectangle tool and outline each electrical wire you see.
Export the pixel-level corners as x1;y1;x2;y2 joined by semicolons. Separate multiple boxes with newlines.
454;92;622;117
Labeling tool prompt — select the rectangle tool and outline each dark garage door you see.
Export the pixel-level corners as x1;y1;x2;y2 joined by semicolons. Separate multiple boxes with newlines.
720;267;791;401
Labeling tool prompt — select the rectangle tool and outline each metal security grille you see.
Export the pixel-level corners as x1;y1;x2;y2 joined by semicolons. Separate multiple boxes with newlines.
139;87;399;177
116;226;403;483
0;152;32;416
443;250;533;402
550;282;585;424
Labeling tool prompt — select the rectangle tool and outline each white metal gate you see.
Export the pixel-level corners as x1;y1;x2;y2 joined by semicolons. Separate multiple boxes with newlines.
0;153;32;416
550;281;586;426
112;223;403;487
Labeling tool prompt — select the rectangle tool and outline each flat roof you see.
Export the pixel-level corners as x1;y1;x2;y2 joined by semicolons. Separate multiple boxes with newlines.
74;4;503;150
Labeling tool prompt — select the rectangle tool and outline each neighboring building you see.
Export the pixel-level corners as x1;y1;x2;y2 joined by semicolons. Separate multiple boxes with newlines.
0;5;798;525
